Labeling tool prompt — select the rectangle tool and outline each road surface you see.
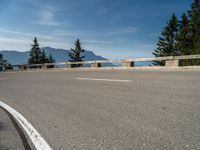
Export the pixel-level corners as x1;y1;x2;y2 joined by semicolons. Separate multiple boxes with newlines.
0;69;200;150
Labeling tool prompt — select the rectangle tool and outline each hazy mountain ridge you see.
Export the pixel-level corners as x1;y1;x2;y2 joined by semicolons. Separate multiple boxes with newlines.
0;47;107;65
0;47;152;67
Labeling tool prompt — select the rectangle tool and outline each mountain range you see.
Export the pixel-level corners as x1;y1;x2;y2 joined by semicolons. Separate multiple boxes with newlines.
0;47;107;65
0;47;152;67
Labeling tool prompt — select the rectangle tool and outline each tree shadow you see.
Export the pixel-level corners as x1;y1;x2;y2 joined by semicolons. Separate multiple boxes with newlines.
0;122;5;131
0;121;8;150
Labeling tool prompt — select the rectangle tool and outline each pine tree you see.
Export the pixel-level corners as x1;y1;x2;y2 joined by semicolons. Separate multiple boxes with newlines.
68;39;85;62
28;37;42;65
6;63;13;70
176;13;193;66
187;0;200;65
0;54;2;62
177;13;191;55
39;49;55;65
40;49;48;64
68;39;85;67
0;54;7;64
48;53;55;63
47;53;55;68
188;0;200;52
153;14;178;65
0;53;8;71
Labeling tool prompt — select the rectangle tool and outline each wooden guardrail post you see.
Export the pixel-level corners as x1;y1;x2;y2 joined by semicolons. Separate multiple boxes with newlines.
2;66;5;71
65;62;84;68
91;62;101;68
19;65;25;71
165;59;179;67
27;65;30;70
122;61;134;67
42;64;47;69
64;62;71;68
66;64;72;68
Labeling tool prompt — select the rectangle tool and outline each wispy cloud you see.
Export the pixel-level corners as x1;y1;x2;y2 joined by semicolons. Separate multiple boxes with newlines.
0;28;71;50
147;32;160;38
0;28;54;40
34;6;62;27
20;0;62;26
105;27;140;37
37;9;59;26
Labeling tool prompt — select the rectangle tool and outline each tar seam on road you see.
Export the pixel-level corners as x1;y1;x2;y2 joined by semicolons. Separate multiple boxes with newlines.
0;101;52;150
76;77;132;83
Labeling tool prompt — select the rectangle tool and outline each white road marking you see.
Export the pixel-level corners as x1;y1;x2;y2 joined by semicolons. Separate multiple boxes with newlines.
76;77;132;83
0;101;52;150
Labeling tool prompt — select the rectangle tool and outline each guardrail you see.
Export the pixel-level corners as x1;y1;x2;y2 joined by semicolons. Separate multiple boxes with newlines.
63;54;200;68
0;54;200;71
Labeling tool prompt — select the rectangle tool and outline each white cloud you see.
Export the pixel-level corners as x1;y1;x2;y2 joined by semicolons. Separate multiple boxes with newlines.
20;0;62;27
0;28;55;40
0;37;31;51
0;28;72;51
105;27;140;37
35;7;60;26
0;36;72;51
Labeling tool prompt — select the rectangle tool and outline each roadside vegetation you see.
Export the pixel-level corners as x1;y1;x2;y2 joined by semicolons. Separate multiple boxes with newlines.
28;37;55;68
153;0;200;66
0;53;12;71
28;38;85;68
68;38;85;67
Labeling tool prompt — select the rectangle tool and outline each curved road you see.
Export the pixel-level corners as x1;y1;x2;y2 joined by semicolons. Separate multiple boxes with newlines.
0;69;200;150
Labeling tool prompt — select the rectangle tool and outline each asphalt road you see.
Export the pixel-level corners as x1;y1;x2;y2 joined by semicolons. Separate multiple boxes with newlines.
0;69;200;150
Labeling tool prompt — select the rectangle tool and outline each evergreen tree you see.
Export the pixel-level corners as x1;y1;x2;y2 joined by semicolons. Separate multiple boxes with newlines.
0;53;8;71
0;54;2;62
6;63;13;70
177;13;191;55
28;37;42;64
68;39;85;67
153;14;178;65
176;13;193;66
187;0;200;65
0;54;7;65
40;49;48;64
188;0;200;52
48;53;55;63
68;39;85;62
47;53;55;68
39;49;55;65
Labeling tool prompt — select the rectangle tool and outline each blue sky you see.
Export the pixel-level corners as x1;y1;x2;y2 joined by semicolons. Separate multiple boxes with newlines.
0;0;193;59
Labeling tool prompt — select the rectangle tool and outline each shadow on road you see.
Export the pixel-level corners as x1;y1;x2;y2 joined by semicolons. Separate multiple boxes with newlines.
0;121;8;150
0;122;6;131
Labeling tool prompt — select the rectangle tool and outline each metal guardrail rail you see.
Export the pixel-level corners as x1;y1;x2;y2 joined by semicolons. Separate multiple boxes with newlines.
1;54;200;71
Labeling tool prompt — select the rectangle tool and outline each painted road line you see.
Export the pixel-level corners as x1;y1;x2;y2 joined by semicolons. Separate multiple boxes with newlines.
0;101;52;150
76;77;132;83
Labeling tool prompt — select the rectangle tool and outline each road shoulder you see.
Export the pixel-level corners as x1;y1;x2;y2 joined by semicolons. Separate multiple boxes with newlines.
0;108;32;150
